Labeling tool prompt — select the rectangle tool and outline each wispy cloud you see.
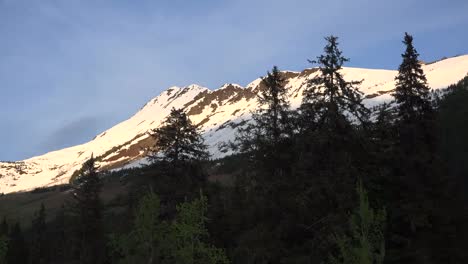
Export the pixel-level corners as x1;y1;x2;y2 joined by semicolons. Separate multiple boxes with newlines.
39;116;102;152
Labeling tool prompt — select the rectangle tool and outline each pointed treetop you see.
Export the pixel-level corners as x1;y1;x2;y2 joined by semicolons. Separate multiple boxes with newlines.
310;35;349;71
393;32;432;121
302;35;368;125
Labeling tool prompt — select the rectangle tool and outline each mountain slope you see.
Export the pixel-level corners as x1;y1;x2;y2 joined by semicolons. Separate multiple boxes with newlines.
1;55;468;194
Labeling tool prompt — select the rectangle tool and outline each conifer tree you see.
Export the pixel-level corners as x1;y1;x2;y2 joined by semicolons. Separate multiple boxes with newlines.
295;36;371;262
384;32;446;264
256;66;290;146
392;32;436;161
229;66;300;263
148;108;209;167
393;33;432;124
30;203;48;264
148;108;210;201
301;35;369;129
71;155;105;264
235;66;294;185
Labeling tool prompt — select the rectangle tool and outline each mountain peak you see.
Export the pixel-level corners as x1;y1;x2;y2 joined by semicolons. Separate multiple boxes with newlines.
219;83;244;90
1;56;468;194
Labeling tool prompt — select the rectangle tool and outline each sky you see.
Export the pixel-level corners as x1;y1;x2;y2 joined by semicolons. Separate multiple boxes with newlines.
0;0;467;161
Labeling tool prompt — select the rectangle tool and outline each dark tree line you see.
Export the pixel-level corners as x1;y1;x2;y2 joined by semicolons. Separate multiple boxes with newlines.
1;33;468;264
208;33;467;264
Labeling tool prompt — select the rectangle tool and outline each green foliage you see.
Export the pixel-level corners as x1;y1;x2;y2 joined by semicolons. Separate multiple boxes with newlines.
109;190;166;264
168;192;229;264
330;181;386;264
110;191;229;264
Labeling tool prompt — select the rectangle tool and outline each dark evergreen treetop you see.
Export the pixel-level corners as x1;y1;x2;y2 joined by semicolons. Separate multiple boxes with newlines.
255;65;290;145
148;108;209;165
72;155;102;203
233;65;295;186
393;32;432;122
302;35;368;126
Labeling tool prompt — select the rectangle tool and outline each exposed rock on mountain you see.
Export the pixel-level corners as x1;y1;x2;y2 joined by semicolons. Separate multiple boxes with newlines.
1;55;467;194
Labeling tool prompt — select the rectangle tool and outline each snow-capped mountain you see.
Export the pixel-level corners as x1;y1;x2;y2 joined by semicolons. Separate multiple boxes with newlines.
1;55;468;194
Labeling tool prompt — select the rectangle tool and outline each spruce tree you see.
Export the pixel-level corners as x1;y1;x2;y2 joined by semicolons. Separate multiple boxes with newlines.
393;33;432;125
392;32;436;165
295;36;371;262
71;155;105;264
148;108;210;201
256;66;290;146
236;65;294;186
230;66;299;263
148;108;209;167
385;32;446;264
301;35;369;129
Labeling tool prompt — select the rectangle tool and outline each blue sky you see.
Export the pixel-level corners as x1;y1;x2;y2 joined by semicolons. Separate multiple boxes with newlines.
0;0;467;161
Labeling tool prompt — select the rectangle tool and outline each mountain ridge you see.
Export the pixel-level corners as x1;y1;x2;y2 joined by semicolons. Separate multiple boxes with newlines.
1;55;468;194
